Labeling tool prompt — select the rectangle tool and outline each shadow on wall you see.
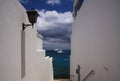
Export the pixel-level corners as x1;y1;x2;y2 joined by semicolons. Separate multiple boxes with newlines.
21;30;25;79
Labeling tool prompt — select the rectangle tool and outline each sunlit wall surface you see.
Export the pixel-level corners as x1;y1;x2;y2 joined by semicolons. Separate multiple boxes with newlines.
0;0;53;81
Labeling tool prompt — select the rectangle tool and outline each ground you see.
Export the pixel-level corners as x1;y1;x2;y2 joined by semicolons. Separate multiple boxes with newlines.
54;79;69;81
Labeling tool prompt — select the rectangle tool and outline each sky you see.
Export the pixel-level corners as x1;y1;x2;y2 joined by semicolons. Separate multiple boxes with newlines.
20;0;74;50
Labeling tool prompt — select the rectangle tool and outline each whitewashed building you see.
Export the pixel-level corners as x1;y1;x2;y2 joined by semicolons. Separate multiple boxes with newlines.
70;0;120;81
0;0;53;81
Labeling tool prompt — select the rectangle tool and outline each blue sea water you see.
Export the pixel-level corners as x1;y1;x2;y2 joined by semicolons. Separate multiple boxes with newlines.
46;50;70;79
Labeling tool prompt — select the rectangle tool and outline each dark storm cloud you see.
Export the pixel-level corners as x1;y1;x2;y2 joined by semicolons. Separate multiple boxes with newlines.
38;25;71;43
37;10;73;50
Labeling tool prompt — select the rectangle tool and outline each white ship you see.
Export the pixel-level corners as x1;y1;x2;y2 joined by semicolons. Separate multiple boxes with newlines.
54;48;63;53
57;48;63;53
54;48;59;51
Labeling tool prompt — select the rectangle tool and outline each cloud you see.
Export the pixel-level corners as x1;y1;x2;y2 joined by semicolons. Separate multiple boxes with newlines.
47;0;61;5
37;10;73;30
37;10;73;50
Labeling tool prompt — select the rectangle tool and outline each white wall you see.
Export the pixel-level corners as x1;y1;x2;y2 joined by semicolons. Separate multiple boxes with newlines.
0;0;53;81
70;0;120;81
24;27;53;81
0;0;25;81
37;34;43;50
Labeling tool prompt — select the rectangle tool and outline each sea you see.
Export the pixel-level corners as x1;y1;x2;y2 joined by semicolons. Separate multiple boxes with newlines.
46;50;70;79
